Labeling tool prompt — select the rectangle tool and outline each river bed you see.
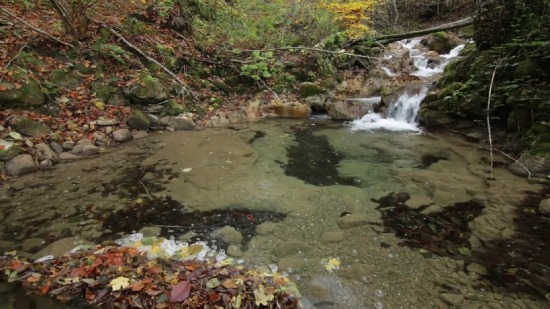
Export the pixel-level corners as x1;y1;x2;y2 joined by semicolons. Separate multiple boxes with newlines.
0;118;547;308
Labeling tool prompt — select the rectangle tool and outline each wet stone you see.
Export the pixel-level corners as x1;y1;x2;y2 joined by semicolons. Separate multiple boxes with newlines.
33;237;94;259
21;238;45;252
71;139;99;156
466;263;487;275
139;226;161;237
277;257;310;273
273;240;313;258
440;293;464;306
255;222;275;235
320;231;344;243
210;225;243;245
49;141;63;154
112;128;132;142
62;141;75;150
538;198;550;215
336;214;368;229
226;244;242;257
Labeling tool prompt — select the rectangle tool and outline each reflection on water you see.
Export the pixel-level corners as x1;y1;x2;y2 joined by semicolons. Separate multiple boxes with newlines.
0;119;547;308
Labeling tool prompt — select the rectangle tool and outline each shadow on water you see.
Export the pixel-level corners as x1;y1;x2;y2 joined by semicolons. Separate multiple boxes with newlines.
371;189;550;299
91;163;286;249
281;126;361;187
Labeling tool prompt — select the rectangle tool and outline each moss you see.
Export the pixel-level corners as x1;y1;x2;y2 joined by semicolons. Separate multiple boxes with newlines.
299;82;324;97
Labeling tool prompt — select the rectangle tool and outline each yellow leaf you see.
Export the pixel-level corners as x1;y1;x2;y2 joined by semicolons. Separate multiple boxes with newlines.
254;285;274;306
110;276;130;291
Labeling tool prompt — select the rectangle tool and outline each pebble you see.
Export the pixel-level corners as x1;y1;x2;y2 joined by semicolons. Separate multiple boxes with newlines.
49;141;64;154
466;263;488;275
538;198;550;215
440;293;464;306
336;214;368;229
320;231;344;243
112;128;133;142
96;118;119;126
62;140;75;150
227;244;242;257
210;225;243;244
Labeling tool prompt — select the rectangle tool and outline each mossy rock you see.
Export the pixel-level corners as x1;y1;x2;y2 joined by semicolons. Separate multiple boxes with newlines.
123;77;169;105
299;82;324;97
164;99;184;116
128;109;151;130
10;116;50;137
0;141;20;162
0;79;45;108
514;58;539;79
418;109;453;128
50;70;82;88
437;82;463;100
91;82;117;101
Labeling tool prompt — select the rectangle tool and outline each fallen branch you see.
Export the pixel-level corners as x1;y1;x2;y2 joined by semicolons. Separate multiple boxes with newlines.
0;36;35;83
351;16;474;45
0;7;74;48
486;66;497;180
240;46;386;60
493;148;532;179
92;19;197;100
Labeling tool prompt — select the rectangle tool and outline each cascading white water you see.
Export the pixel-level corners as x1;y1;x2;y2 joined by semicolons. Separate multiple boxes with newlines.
350;40;464;132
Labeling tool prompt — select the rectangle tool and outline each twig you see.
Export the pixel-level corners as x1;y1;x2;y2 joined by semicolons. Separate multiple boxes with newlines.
493;148;532;179
92;19;197;100
240;46;386;60
486;66;497;180
257;79;280;100
0;7;74;48
0;37;35;83
140;181;154;200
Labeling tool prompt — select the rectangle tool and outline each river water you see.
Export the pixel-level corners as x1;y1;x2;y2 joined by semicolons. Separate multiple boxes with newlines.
0;118;547;308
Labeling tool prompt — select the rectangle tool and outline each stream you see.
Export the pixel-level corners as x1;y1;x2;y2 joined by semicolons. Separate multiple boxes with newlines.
0;40;549;308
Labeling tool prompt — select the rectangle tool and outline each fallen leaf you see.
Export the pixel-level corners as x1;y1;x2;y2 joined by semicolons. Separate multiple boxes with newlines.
109;276;130;291
206;278;220;289
254;285;274;306
170;280;190;302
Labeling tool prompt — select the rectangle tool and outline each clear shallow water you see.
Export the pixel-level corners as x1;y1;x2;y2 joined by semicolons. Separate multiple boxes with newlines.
0;119;547;308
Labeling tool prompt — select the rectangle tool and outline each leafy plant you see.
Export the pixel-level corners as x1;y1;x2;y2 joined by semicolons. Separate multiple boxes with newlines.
240;51;279;81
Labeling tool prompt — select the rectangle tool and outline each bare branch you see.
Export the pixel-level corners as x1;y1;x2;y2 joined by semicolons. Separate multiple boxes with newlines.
239;46;387;60
91;19;196;99
0;7;74;48
486;66;497;180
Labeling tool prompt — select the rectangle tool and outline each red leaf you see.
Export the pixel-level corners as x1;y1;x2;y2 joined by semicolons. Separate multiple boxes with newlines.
170;280;190;303
208;291;221;302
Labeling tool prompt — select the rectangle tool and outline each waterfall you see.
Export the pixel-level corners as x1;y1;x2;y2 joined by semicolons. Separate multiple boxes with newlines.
350;40;464;132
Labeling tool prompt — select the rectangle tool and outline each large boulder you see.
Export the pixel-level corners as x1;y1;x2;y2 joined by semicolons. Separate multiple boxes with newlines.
9;116;50;137
6;154;37;176
327;100;371;120
123;77;169;104
128;109;151;130
50;69;82;88
421;33;462;54
261;99;312;118
0;79;45;108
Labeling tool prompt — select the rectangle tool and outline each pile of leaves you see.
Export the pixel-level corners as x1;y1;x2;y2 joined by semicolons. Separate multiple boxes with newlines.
0;245;302;308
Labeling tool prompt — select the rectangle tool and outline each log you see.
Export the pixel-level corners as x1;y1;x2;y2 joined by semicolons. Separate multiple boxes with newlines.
351;16;474;45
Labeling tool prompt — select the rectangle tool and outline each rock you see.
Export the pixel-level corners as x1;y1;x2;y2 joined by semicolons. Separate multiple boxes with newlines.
0;139;20;161
9;116;50;137
50;69;81;88
261;99;312;118
39;159;53;168
273;241;313;258
59;152;82;160
128;109;151;130
71;139;99;156
139;226;161;237
420;205;443;215
336;214;368;229
304;94;327;112
255;222;275;235
227;244;242;257
539;199;550;215
132;131;149;139
210;226;243;244
35;143;58;162
327;100;371;120
508;153;550;178
514;58;538;79
320;231;344;243
62;140;75;150
33;237;94;259
169;116;196;130
421;33;462;54
425;50;440;60
278;257;310;273
21;238;45;252
96;117;120;126
6;154;37;176
466;263;488;275
0;78;45;108
112;129;132;142
49;141;64;154
340;263;371;281
164;99;184;115
300;82;325;97
440;293;464;306
107;91;131;106
92;131;110;146
123;78;169;104
407;195;434;209
146;113;162;128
